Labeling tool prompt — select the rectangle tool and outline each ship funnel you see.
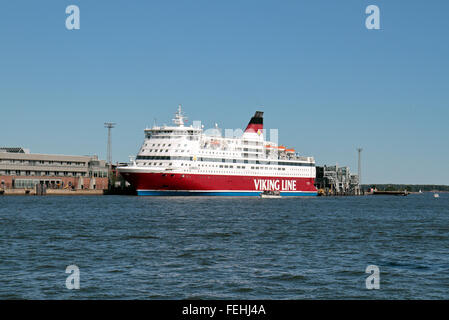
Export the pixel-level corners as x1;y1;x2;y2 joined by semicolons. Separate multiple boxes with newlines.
244;111;264;134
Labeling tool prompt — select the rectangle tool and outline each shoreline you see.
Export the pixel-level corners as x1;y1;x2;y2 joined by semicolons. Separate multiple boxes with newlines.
0;188;104;196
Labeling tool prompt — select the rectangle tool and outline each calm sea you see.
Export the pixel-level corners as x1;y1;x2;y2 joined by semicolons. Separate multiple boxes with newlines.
0;193;448;299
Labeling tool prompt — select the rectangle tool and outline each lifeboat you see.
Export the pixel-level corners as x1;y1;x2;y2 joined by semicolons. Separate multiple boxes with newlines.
286;148;295;153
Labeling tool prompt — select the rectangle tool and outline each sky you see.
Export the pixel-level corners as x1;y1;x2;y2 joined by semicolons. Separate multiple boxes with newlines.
1;0;448;184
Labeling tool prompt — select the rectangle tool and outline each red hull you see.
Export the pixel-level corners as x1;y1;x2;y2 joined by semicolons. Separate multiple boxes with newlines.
120;171;317;196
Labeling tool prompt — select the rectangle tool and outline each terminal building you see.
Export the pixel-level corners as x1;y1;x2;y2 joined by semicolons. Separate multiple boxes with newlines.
0;147;109;190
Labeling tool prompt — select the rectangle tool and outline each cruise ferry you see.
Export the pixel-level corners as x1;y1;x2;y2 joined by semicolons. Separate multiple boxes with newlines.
117;106;317;196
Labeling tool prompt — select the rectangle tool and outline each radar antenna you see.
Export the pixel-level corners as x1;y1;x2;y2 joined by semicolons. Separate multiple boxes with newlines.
173;104;188;127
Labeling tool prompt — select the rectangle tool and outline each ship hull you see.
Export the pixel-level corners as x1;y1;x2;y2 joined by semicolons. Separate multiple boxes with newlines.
120;171;317;196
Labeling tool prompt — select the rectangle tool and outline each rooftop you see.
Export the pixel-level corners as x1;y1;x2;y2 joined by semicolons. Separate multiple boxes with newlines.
0;147;30;154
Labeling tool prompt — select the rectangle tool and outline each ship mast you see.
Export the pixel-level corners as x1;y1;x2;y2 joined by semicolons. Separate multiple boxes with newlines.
172;104;187;127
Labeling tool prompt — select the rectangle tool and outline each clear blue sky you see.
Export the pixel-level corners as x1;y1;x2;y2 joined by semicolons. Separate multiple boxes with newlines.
1;1;448;184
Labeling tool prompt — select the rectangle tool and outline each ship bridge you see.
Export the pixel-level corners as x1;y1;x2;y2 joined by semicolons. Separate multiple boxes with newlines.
144;105;202;141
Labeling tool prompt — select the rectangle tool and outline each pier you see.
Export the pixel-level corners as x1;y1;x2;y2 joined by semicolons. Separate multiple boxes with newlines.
0;188;104;196
372;190;409;196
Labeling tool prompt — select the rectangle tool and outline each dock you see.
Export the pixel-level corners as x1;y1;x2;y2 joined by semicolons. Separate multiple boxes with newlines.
0;188;104;196
373;190;409;196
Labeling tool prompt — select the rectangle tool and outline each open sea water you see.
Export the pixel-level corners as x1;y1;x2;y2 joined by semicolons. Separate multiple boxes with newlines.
0;193;448;299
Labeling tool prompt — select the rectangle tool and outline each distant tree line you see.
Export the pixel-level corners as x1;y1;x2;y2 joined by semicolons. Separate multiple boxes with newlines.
362;184;449;192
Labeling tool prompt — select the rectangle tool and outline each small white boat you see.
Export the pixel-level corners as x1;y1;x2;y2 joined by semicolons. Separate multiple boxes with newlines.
434;193;440;198
260;190;282;198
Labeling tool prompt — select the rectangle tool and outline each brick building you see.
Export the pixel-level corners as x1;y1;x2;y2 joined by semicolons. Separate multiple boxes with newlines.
0;147;109;190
